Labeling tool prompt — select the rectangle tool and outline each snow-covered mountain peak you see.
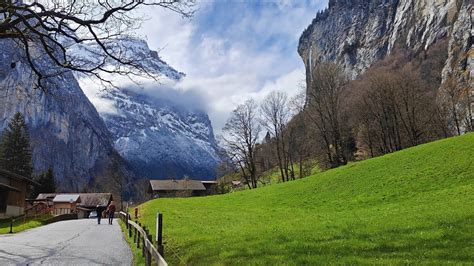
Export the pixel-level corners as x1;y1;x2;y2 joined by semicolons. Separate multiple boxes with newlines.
74;37;221;180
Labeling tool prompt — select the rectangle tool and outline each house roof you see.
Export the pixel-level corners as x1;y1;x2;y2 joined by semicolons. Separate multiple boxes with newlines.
0;182;20;192
201;181;218;184
37;193;112;207
0;168;40;186
53;194;81;203
149;179;206;191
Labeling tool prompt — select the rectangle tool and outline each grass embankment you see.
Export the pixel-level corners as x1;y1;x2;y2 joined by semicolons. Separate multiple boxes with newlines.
119;220;145;265
135;134;474;265
0;215;52;234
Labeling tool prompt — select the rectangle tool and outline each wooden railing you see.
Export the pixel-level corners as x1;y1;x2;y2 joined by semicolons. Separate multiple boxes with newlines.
119;211;167;266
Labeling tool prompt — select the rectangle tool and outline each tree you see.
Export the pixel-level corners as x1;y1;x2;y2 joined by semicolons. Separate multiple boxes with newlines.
438;75;473;135
305;62;349;168
260;91;291;182
1;112;33;178
31;167;56;198
222;100;261;189
350;52;444;158
0;0;194;89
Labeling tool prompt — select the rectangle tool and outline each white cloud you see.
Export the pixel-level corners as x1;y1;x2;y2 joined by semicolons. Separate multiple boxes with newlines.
135;0;326;133
79;77;118;114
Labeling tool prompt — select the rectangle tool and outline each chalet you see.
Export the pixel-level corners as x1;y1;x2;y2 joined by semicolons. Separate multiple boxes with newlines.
52;194;81;215
36;193;113;218
0;169;38;218
148;179;211;198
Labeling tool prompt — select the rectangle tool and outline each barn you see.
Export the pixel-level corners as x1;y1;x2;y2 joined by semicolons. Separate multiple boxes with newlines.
148;179;209;198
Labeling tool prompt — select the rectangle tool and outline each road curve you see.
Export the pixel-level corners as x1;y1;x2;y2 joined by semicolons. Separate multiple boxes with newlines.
0;218;132;265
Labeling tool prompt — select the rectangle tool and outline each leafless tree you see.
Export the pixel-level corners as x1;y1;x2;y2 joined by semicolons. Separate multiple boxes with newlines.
260;91;291;182
305;62;348;168
0;0;194;89
222;99;261;189
350;52;447;158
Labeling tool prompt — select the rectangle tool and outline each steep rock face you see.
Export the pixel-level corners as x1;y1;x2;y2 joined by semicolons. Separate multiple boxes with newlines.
101;89;220;180
77;38;221;180
299;0;472;81
0;39;132;192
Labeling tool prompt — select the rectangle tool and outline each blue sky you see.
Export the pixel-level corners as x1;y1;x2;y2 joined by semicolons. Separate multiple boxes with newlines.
138;0;328;132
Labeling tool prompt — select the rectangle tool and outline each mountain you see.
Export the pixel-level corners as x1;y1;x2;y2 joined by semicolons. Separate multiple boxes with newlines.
0;39;134;194
76;38;221;180
298;0;473;83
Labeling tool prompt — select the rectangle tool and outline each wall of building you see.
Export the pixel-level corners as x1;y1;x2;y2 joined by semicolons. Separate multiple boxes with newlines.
0;178;28;218
53;202;77;215
7;180;27;208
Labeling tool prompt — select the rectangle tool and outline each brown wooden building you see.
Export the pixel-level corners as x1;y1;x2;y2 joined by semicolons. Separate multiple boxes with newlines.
36;193;113;218
148;179;208;198
0;169;38;218
52;194;81;215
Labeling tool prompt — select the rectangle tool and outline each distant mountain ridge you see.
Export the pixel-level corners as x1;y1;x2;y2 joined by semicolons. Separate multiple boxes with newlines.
0;39;134;194
75;37;221;180
0;35;221;195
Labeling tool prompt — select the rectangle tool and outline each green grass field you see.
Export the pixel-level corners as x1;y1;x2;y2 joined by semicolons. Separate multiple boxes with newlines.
134;134;474;265
0;215;52;234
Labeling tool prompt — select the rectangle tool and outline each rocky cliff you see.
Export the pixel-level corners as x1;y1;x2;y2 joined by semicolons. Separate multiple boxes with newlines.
299;0;473;83
0;39;133;193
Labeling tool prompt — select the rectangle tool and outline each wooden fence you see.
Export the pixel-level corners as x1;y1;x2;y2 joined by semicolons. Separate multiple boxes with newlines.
119;211;167;266
8;212;77;233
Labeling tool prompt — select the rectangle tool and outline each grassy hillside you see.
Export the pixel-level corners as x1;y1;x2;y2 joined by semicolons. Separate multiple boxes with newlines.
136;134;474;265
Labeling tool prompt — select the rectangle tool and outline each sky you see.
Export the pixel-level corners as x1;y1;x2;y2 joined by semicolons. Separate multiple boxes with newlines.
137;0;328;133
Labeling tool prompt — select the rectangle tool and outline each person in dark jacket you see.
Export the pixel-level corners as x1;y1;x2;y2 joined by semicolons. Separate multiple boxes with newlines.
107;201;116;225
96;204;106;224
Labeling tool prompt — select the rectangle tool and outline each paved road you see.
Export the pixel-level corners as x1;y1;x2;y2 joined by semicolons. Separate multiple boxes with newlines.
0;219;132;265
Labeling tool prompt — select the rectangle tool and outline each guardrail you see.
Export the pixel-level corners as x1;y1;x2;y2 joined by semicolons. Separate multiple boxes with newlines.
119;211;167;266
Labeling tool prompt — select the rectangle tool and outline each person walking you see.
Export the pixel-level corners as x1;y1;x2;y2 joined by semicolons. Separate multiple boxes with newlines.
96;204;106;224
107;201;116;225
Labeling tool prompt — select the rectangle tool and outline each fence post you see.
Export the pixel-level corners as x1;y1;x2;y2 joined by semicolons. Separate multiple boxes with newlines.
144;227;151;266
124;213;128;229
133;223;137;244
156;213;164;256
9;217;13;234
141;225;146;258
136;222;140;248
128;214;132;238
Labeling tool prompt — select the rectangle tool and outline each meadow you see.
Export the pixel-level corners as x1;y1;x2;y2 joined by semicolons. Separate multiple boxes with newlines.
132;133;474;265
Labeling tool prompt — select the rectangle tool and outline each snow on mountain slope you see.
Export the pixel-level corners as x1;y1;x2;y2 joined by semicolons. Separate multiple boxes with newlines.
74;37;221;180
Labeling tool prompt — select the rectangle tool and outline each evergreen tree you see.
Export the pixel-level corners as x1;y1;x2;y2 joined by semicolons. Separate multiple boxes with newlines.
32;167;56;198
0;112;33;178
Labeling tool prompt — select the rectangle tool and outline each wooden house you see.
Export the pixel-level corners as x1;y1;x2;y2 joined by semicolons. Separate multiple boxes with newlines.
36;193;113;218
148;179;208;198
0;169;38;218
52;194;81;215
